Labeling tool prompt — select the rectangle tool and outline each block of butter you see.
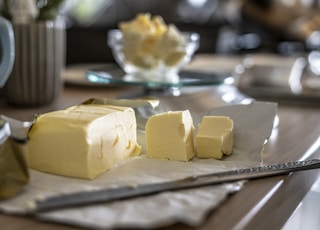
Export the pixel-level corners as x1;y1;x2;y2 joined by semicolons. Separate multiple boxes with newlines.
145;110;194;161
196;116;233;159
28;104;141;179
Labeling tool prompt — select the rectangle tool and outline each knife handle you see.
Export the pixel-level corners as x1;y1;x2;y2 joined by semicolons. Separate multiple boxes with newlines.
197;158;320;180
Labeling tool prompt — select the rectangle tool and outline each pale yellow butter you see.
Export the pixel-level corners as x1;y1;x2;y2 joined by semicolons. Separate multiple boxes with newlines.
196;116;233;159
145;110;195;161
28;104;141;179
119;13;186;69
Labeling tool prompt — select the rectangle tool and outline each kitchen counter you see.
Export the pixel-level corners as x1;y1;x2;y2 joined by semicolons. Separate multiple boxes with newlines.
0;63;319;230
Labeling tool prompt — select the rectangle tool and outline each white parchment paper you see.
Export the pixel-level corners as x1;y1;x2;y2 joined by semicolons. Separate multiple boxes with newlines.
0;101;277;229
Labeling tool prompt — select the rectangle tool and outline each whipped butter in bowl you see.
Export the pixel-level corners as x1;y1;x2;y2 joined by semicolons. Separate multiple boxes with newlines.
108;13;200;82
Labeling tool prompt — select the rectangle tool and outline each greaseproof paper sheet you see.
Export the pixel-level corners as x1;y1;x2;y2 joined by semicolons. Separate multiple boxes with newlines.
0;101;277;229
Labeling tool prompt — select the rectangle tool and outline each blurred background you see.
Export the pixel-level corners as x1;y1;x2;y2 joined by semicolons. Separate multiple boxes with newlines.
59;0;320;65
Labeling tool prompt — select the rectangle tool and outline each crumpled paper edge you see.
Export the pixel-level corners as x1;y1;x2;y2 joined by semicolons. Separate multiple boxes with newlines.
36;182;245;229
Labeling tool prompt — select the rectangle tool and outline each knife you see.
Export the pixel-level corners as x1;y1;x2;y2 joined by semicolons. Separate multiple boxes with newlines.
33;159;320;213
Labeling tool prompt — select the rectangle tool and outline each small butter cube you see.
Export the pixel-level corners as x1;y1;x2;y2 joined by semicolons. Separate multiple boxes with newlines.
145;110;195;161
196;116;233;159
28;104;141;179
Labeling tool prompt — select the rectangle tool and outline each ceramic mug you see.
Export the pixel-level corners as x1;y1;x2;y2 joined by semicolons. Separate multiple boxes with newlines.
0;16;15;88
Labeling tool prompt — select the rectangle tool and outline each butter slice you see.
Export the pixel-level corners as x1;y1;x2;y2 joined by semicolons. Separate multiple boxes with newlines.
196;116;233;159
145;110;194;161
28;104;141;179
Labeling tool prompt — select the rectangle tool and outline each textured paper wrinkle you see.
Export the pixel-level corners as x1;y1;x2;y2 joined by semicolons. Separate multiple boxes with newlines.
0;101;277;229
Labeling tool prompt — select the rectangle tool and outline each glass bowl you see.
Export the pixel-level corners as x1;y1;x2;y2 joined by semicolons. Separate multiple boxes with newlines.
107;29;200;82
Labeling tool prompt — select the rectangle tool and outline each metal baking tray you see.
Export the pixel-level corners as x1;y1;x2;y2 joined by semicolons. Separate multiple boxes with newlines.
235;54;320;103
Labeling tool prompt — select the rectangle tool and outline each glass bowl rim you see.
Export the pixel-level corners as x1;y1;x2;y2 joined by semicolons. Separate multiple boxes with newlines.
107;29;200;47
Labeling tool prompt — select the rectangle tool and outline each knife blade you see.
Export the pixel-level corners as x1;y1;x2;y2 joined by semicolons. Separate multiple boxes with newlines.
33;159;320;213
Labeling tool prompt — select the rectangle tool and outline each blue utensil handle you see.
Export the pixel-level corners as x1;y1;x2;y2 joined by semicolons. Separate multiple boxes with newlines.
0;17;14;88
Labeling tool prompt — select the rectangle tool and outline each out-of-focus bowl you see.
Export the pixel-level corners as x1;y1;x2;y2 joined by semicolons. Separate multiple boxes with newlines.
107;29;200;81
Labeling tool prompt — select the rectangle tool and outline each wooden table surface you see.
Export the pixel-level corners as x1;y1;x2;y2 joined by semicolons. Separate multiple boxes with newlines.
0;79;320;230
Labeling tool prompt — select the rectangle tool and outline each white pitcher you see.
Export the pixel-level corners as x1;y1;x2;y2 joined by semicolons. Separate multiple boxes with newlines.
0;16;14;88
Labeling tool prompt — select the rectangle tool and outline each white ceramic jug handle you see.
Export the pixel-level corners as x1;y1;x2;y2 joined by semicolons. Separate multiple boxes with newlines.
0;17;14;88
